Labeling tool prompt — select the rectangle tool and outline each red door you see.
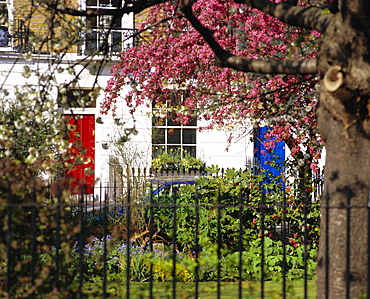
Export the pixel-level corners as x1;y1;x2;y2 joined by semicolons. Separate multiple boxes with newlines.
65;115;95;194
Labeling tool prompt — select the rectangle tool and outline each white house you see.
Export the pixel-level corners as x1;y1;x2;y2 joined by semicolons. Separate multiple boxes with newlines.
0;1;260;196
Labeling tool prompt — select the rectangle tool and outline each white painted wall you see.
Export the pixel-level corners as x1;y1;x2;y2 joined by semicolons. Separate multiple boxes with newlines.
0;52;272;187
197;128;253;170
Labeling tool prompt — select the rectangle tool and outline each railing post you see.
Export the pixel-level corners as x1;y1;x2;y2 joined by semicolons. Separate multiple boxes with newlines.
217;187;221;299
303;181;309;299
238;187;244;299
282;191;287;299
55;183;62;292
260;191;265;299
30;186;37;297
195;186;200;299
6;182;13;294
367;186;370;299
171;183;177;299
345;188;351;299
149;181;154;299
102;181;108;299
126;184;131;299
325;190;330;299
78;186;85;299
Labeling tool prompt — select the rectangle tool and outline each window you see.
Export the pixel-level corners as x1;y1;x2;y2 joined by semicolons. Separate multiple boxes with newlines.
58;88;98;108
0;1;34;53
0;0;10;47
152;100;197;157
81;0;136;55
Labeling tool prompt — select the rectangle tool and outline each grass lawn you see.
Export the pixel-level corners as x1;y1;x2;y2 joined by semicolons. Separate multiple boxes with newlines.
83;280;316;298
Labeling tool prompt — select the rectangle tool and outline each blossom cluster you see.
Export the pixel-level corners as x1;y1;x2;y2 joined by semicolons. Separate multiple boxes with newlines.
103;0;329;171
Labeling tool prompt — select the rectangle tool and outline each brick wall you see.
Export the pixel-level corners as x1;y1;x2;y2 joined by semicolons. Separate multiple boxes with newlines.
134;8;152;43
134;8;149;29
12;0;79;53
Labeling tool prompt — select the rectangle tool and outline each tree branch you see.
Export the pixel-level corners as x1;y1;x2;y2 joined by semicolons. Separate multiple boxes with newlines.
181;1;318;75
234;0;333;33
217;54;317;75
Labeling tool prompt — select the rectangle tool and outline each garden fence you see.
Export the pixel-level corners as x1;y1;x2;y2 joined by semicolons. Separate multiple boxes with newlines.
0;167;357;299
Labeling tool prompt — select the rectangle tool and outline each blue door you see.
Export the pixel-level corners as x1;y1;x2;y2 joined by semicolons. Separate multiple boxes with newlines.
254;127;285;185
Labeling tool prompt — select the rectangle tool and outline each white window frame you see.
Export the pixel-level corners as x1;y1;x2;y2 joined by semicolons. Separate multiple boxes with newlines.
0;0;13;50
79;0;135;55
152;101;198;158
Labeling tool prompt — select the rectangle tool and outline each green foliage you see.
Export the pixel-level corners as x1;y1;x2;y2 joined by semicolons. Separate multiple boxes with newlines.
150;168;261;253
0;101;63;177
0;160;82;297
238;237;317;281
0;161;321;296
81;237;195;283
149;167;320;280
192;236;317;282
0;102;54;159
151;257;194;282
151;147;204;171
75;233;317;284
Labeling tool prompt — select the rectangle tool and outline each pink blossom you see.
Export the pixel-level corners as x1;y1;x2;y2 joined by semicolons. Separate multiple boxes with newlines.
103;0;325;164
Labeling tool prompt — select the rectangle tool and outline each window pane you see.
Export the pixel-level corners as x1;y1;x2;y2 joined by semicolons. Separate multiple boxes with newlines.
87;16;98;28
112;0;121;7
111;31;122;52
85;31;98;53
168;146;181;152
168;112;180;126
99;15;112;27
99;0;110;6
86;0;97;6
152;116;166;126
167;129;181;144
0;26;9;47
152;128;165;144
0;4;8;26
188;118;197;126
112;17;122;28
183;146;196;157
183;129;196;144
168;119;181;126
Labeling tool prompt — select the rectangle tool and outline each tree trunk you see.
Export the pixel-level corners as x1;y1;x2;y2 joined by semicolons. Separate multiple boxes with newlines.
316;9;370;298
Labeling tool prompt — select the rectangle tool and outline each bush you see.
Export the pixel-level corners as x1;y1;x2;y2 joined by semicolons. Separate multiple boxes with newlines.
0;161;81;297
72;233;317;283
151;167;320;252
148;166;320;280
151;147;204;171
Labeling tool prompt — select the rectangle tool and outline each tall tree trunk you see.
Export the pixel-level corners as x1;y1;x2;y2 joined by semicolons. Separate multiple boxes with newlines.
316;8;370;298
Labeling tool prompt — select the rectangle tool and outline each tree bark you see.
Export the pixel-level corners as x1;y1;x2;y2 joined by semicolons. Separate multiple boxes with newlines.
315;9;370;298
235;0;333;32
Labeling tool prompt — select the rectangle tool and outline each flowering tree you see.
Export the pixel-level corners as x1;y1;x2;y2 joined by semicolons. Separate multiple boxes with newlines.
7;0;370;297
103;0;323;175
66;0;369;297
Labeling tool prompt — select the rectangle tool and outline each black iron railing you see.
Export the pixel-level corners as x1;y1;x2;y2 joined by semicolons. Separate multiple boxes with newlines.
0;21;139;54
0;167;328;298
12;19;34;53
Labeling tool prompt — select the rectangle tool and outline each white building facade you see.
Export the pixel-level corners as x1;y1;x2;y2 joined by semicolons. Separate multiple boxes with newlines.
0;2;257;190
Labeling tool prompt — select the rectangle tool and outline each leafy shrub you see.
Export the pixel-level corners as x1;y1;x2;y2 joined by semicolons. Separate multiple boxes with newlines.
0;161;81;297
151;147;204;171
146;166;320;282
150;167;320;253
81;236;195;282
77;234;317;283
